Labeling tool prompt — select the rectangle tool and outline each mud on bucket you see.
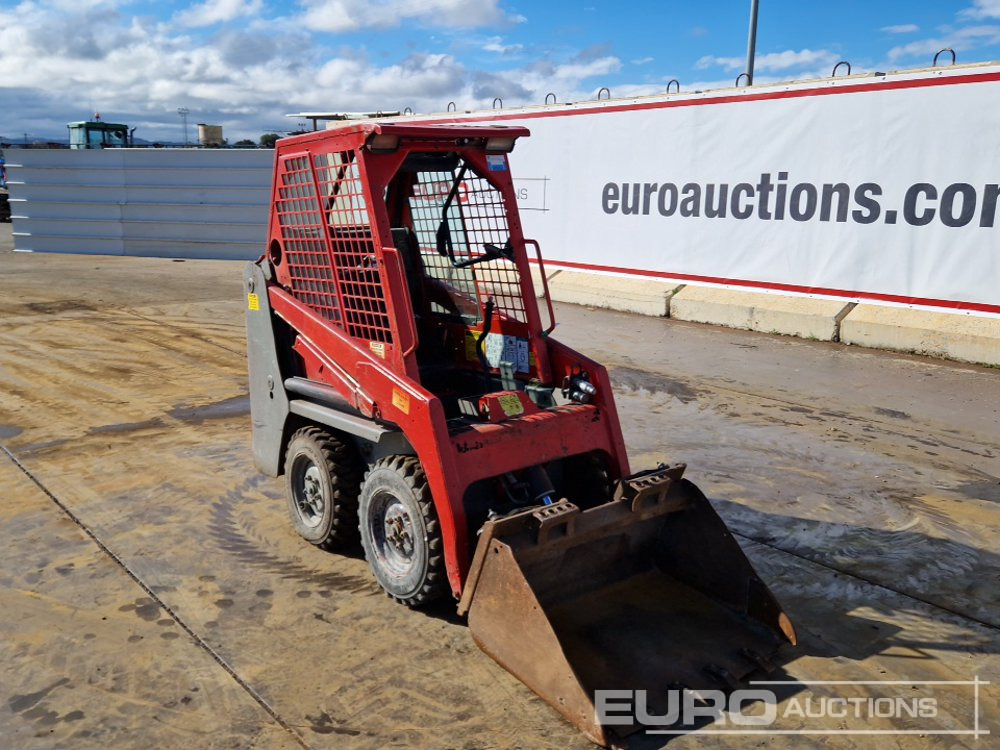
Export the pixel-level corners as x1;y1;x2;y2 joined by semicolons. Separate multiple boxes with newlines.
458;465;796;746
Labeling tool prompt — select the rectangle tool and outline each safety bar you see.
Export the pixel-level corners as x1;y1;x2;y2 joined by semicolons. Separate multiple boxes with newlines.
524;238;556;335
381;247;419;357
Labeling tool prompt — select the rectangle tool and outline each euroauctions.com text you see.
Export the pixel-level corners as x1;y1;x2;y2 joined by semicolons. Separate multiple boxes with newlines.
601;173;1000;228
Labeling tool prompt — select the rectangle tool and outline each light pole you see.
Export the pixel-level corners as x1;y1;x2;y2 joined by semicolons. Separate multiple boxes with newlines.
745;0;760;85
177;107;190;146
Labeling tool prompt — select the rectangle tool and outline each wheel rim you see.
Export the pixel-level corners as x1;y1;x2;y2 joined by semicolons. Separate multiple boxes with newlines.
291;455;325;528
368;490;418;579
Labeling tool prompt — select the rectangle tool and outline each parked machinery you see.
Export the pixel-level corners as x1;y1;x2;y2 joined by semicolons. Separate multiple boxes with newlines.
246;122;795;745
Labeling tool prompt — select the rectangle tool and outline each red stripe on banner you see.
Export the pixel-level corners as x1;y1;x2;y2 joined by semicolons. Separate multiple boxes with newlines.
417;71;1000;124
531;258;1000;315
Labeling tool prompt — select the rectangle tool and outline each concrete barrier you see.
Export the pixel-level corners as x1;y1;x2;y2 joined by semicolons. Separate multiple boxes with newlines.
529;266;999;367
840;305;1000;367
668;286;853;341
532;267;681;317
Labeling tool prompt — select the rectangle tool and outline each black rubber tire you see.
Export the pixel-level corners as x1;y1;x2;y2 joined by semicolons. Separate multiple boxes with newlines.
358;456;447;607
283;426;362;550
562;451;615;509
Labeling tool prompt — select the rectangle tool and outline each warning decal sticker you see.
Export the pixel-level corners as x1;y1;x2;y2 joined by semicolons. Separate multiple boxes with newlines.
392;388;410;414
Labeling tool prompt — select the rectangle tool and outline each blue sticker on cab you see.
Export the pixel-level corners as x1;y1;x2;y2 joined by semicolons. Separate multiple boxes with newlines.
487;155;507;171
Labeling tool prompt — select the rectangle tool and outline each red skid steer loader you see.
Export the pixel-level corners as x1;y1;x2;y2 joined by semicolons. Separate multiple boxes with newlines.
245;122;795;746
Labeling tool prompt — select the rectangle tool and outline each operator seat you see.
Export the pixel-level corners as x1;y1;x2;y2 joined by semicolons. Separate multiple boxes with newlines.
390;227;426;312
391;226;472;403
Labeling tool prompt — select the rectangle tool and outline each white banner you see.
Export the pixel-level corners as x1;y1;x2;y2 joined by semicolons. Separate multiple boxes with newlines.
424;67;1000;315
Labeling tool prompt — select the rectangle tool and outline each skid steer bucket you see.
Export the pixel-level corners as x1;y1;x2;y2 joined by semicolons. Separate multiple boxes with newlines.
458;465;796;747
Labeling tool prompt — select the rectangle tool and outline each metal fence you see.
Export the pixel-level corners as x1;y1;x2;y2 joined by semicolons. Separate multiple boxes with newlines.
5;148;273;259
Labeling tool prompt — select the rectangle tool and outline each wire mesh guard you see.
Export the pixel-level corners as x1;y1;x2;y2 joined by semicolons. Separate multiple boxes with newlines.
314;151;393;343
275;155;339;320
407;165;526;323
275;151;393;344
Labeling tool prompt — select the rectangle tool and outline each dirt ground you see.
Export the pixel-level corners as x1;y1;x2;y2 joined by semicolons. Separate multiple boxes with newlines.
1;224;997;749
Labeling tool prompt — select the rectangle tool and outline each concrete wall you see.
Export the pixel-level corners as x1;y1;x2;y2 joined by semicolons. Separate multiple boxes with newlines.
6;148;272;259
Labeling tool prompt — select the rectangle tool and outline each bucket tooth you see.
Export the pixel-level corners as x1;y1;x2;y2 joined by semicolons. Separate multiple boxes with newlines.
704;664;740;690
462;475;795;746
740;647;776;673
612;462;687;512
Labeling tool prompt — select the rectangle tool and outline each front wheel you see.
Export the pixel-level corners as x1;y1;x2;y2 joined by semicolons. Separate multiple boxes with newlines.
358;456;447;607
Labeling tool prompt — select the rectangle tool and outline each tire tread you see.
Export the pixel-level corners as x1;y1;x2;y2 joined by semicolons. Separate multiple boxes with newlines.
360;455;447;607
285;426;363;550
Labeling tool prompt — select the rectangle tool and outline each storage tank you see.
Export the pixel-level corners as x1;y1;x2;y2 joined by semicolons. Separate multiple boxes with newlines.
197;124;224;147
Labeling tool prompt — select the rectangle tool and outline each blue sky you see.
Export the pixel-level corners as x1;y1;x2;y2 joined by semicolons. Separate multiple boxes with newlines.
2;0;1000;143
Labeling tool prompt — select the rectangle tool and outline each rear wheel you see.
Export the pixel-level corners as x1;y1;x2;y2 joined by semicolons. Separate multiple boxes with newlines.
358;456;446;606
284;426;362;550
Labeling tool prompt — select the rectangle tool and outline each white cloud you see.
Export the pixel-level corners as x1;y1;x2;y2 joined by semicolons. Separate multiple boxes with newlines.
553;56;621;80
961;0;1000;20
887;24;1000;61
697;48;837;73
887;38;953;62
465;55;622;107
482;35;523;55
0;0;615;142
176;0;263;27
881;24;919;34
298;0;518;32
355;53;466;98
696;54;742;71
45;0;125;10
22;0;1000;145
875;0;1000;71
752;49;839;72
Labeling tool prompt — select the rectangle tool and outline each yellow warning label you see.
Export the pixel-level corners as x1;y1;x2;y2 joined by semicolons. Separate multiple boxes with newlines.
370;341;386;359
497;393;524;417
529;352;537;368
465;331;478;361
247;293;260;311
392;388;411;414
